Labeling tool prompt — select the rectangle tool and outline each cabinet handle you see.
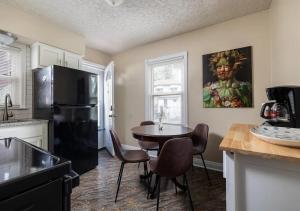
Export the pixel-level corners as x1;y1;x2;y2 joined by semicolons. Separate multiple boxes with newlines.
58;59;62;65
65;61;68;67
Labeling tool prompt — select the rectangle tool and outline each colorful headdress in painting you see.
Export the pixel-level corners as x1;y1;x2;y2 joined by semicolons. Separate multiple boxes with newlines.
209;49;247;74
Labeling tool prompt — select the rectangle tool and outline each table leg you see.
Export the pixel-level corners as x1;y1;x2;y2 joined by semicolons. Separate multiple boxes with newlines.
150;174;160;199
140;161;149;180
158;142;164;155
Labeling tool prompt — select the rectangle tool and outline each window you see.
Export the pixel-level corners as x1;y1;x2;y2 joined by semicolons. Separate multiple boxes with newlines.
0;43;27;108
145;52;188;125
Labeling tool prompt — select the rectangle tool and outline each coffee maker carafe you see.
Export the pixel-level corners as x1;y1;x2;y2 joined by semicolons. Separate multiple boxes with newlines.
260;86;300;128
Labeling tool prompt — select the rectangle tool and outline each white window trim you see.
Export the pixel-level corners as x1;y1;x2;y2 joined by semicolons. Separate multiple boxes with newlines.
145;51;188;126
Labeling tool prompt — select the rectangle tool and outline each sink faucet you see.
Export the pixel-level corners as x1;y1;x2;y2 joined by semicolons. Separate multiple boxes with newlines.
3;94;13;121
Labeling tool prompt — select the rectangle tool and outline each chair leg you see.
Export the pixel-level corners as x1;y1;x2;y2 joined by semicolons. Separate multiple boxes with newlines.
116;162;122;185
174;178;178;194
115;162;125;203
143;161;148;177
200;154;211;184
147;171;153;199
156;176;161;211
184;174;194;211
150;174;160;199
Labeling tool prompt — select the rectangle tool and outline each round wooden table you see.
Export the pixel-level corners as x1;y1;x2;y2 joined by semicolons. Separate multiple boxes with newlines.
131;124;193;151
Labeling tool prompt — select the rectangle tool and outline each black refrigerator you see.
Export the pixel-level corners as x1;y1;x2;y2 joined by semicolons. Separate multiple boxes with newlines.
32;65;98;175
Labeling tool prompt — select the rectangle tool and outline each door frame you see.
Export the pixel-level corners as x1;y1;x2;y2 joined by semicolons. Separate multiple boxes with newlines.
104;61;115;156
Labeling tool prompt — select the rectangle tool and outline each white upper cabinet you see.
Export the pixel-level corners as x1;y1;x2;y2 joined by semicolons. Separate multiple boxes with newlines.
64;51;81;69
39;43;64;67
31;42;82;69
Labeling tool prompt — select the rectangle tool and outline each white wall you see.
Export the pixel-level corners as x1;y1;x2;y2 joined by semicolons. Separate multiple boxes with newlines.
0;2;85;55
84;47;111;66
270;0;300;85
113;11;271;162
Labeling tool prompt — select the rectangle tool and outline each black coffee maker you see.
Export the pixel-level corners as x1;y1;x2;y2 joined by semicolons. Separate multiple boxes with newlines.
260;86;300;128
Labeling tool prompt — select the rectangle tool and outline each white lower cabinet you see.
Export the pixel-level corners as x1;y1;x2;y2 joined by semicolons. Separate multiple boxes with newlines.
0;123;48;150
224;151;300;211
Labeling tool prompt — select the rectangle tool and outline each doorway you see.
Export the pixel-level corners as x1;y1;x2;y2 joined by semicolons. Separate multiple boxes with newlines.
81;60;115;155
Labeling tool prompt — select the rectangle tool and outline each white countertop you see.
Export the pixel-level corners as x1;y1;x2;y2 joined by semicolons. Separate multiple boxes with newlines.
0;119;48;128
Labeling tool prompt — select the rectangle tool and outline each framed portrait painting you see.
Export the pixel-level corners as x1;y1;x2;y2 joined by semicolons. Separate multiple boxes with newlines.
202;46;253;108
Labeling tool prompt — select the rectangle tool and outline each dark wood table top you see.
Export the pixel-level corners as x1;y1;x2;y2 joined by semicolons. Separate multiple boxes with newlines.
131;124;193;138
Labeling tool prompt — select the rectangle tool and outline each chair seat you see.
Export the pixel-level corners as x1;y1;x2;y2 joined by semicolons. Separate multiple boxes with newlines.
138;140;159;150
123;150;150;163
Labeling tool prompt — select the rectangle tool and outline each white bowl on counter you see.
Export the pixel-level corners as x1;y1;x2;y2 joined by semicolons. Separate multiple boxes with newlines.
250;125;300;148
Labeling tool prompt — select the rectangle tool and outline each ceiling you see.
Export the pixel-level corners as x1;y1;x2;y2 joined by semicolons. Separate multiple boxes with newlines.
1;0;272;55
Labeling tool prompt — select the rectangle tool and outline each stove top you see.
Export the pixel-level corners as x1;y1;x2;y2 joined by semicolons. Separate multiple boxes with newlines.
0;138;62;184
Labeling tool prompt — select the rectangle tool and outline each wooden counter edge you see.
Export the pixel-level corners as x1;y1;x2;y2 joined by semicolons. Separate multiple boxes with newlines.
219;123;300;163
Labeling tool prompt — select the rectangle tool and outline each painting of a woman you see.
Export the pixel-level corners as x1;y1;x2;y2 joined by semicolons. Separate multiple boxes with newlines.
203;46;253;108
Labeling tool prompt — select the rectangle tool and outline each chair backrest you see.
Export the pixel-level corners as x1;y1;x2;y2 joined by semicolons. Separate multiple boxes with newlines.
191;123;209;153
140;121;155;126
109;129;125;161
155;137;193;177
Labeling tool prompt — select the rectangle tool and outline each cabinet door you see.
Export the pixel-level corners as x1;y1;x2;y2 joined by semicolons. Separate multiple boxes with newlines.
0;178;63;211
64;51;81;69
39;43;64;67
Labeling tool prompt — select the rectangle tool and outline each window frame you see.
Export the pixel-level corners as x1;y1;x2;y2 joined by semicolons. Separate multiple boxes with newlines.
145;51;188;126
0;42;27;108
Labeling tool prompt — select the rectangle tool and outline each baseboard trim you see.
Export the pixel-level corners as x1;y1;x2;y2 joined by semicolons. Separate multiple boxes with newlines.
193;158;223;172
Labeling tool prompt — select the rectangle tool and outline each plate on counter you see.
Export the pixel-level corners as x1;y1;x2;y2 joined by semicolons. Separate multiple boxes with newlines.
250;125;300;148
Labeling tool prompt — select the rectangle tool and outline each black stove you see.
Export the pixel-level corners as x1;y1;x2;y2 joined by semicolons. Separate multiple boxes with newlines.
0;137;79;211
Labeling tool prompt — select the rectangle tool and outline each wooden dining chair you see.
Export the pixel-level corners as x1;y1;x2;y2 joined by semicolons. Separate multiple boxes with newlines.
109;129;150;202
191;123;211;183
148;137;194;211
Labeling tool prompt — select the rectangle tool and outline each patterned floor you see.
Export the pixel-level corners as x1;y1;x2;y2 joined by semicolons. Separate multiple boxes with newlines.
71;150;226;211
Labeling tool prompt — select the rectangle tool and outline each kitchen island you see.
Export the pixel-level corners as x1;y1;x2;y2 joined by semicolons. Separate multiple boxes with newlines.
220;123;300;211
